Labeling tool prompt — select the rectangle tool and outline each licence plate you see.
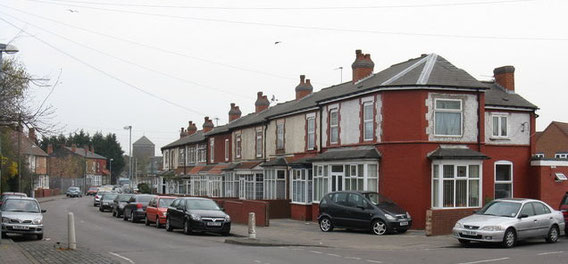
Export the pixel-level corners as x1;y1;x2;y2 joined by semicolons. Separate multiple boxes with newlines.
13;225;29;230
463;231;477;236
103;202;109;205
399;221;408;226
207;222;222;226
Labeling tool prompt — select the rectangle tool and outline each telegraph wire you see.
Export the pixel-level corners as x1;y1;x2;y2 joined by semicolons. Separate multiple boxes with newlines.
0;16;209;117
0;4;298;84
22;0;567;41
28;0;536;10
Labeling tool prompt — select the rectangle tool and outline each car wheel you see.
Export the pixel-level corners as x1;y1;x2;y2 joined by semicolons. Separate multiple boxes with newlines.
319;217;333;232
112;210;116;217
130;212;136;223
546;225;559;243
99;206;103;212
1;232;6;238
166;217;173;232
371;219;388;236
458;239;470;246
123;211;129;221
183;220;192;235
502;228;516;248
156;218;162;228
37;234;43;240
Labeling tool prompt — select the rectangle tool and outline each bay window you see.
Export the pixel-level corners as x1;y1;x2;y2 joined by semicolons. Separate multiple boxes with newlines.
313;162;378;203
432;161;481;208
264;169;286;200
224;172;239;198
291;169;313;204
434;99;462;136
495;161;513;199
238;172;264;200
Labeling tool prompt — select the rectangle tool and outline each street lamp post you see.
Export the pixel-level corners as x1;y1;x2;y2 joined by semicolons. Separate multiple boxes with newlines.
123;126;132;190
0;43;19;193
109;158;113;185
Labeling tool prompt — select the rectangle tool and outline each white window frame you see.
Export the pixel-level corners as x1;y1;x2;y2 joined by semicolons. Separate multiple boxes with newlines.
210;139;215;163
534;153;544;158
198;144;207;163
291;168;313;204
431;160;482;209
363;101;374;141
256;130;263;158
276;123;284;150
312;161;378;203
188;146;196;164
223;172;239;198
329;109;339;144
224;139;229;161
178;148;185;166
307;115;316;150
264;169;286;200
555;153;568;159
491;113;509;138
434;98;463;137
235;135;242;159
494;160;513;199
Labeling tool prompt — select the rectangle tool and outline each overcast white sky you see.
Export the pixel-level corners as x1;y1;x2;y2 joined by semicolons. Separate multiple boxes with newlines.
1;0;567;156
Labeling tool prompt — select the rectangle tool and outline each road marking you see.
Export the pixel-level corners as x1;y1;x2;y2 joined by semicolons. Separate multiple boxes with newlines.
327;253;340;257
309;250;322;254
366;260;382;264
290;248;304;251
109;252;135;264
538;251;564;256
457;257;510;264
253;261;261;263
345;256;361;260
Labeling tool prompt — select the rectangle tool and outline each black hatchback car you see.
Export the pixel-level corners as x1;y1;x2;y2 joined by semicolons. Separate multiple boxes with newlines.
318;191;412;235
123;194;156;223
165;197;230;236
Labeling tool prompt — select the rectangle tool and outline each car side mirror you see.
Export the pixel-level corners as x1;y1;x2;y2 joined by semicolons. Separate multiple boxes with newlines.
41;209;47;213
221;207;225;212
518;214;529;219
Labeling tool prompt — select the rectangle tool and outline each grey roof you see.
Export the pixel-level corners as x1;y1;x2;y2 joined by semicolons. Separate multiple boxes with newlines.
483;82;538;110
161;130;205;150
427;147;489;160
310;146;381;162
133;136;154;146
64;146;107;159
289;157;313;168
261;157;288;167
204;123;230;136
11;131;48;157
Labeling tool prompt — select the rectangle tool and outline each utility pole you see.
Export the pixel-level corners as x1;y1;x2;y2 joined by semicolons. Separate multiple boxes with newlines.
17;116;21;193
0;43;19;193
124;125;132;190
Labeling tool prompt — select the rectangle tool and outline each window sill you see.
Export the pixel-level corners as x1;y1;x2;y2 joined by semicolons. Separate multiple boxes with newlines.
489;137;510;141
431;206;482;210
433;134;463;138
290;201;313;206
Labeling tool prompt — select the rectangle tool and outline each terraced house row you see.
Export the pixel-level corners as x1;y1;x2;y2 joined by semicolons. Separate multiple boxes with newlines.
160;50;540;234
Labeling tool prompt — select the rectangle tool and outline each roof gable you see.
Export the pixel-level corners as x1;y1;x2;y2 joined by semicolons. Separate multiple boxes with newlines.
133;136;154;146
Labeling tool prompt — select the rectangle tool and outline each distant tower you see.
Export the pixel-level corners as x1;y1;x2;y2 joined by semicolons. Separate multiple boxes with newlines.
132;136;155;162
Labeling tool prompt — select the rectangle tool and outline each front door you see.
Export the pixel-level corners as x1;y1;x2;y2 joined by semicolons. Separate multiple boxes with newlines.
331;165;343;192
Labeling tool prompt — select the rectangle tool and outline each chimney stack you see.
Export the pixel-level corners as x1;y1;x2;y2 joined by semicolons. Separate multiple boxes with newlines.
180;127;187;138
28;128;37;144
187;121;197;135
229;103;242;122
90;145;95;154
47;144;53;154
352;49;374;83
295;75;313;100
255;92;270;113
83;145;89;155
493;66;515;92
203;116;214;133
71;144;77;153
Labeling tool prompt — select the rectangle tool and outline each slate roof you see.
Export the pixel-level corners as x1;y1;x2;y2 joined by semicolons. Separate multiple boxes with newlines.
10;131;48;157
261;157;288;167
427;147;489;160
161;130;205;150
483;82;538;110
309;146;381;162
64;146;107;159
551;121;568;137
133;136;154;146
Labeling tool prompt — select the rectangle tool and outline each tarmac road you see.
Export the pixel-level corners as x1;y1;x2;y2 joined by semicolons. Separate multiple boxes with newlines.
21;196;568;264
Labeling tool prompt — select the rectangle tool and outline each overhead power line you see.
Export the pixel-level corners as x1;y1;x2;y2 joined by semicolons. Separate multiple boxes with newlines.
24;0;568;41
30;0;536;10
0;16;208;117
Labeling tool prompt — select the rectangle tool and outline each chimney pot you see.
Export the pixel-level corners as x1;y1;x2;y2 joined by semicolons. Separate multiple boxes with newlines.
255;91;270;112
203;116;214;132
493;65;515;92
295;75;314;100
229;103;242;122
352;49;375;83
47;144;53;154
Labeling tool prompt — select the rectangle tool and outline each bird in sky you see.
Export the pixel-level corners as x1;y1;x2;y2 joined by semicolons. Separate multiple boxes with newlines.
274;41;282;45
67;9;79;13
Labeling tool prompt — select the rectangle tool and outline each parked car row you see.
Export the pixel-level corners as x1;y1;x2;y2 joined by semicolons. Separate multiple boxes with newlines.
1;193;46;240
94;193;232;236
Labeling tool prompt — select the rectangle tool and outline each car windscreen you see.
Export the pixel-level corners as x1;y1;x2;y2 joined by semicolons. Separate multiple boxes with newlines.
68;187;79;191
364;193;395;206
118;195;132;202
478;201;521;218
186;199;220;210
136;196;154;203
102;194;118;200
1;199;40;213
159;198;175;207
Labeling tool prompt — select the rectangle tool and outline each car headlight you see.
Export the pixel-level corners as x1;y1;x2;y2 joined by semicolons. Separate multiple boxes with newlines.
2;217;10;223
162;211;167;216
385;214;396;221
190;214;201;221
32;218;43;225
454;222;463;228
481;225;503;231
406;212;411;219
224;215;231;222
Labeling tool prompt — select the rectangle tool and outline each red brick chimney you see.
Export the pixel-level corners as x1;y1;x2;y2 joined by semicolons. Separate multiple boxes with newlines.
494;66;515;92
295;75;313;100
90;145;95;154
180;127;187;138
47;144;53;154
255;92;270;113
28;128;37;144
203;116;214;133
71;144;77;153
352;49;374;83
187;121;197;135
229;103;242;122
83;145;89;155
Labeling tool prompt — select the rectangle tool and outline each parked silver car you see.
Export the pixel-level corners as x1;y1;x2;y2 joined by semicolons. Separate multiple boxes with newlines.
1;197;46;240
453;198;565;248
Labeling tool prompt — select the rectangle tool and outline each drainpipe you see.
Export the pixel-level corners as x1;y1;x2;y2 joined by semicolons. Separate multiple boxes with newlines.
318;106;323;153
477;90;482;152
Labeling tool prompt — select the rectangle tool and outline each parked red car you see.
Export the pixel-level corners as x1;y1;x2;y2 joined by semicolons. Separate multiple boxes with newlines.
145;196;175;228
86;187;99;196
560;192;568;235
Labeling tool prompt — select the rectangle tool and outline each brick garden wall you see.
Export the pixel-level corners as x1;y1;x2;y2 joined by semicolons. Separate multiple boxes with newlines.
290;204;312;221
426;209;475;236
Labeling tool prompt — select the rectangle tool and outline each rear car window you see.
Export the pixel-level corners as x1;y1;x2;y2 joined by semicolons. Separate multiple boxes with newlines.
137;196;153;203
332;193;349;206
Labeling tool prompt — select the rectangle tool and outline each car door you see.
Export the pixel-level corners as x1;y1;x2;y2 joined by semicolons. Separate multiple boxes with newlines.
330;192;351;227
147;198;156;221
532;202;553;237
125;196;136;217
173;199;186;227
347;194;374;228
168;199;180;227
516;203;537;239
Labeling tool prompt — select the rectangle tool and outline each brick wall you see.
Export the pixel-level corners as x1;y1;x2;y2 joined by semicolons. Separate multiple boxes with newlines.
290;204;312;221
223;200;270;226
531;163;568;208
311;203;320;222
262;200;291;219
426;209;475;236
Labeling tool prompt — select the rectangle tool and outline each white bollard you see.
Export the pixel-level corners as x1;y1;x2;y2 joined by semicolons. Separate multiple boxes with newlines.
248;212;256;239
68;212;77;250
